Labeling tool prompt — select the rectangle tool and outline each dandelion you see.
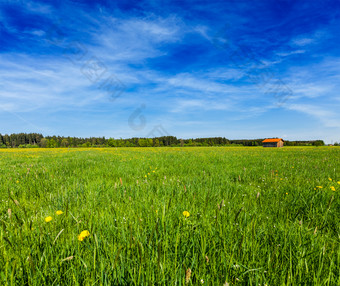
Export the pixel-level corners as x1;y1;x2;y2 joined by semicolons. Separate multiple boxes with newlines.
45;216;53;223
328;178;332;181
78;230;90;241
330;186;335;191
285;192;288;195
56;210;63;215
144;175;147;178
337;181;340;185
317;186;323;189
183;211;190;218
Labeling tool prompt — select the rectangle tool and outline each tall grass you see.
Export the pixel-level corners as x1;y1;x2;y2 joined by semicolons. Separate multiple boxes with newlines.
0;147;339;285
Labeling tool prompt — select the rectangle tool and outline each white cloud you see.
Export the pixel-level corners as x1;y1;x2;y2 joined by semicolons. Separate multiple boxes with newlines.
286;103;340;128
170;98;233;113
24;1;53;14
292;38;314;46
90;15;186;64
276;50;305;57
291;29;329;47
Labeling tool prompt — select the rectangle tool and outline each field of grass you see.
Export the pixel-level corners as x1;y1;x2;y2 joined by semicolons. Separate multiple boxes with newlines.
0;147;339;285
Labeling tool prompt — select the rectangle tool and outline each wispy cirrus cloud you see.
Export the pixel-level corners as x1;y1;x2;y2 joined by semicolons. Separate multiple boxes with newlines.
287;103;340;128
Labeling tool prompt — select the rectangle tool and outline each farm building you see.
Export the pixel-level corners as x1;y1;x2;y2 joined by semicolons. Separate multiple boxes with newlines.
262;138;284;147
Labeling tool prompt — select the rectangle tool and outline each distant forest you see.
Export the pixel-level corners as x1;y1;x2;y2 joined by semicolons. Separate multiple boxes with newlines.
0;133;327;148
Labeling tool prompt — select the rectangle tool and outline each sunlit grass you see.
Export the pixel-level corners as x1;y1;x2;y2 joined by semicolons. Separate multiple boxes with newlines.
0;147;339;285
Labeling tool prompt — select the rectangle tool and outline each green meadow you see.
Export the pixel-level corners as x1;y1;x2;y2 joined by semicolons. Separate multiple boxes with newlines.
0;147;339;285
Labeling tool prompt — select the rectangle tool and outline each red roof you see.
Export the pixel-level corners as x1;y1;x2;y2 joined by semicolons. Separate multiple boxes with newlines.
262;138;284;143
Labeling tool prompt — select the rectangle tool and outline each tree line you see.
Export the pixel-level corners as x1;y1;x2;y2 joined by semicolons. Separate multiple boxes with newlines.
0;133;325;148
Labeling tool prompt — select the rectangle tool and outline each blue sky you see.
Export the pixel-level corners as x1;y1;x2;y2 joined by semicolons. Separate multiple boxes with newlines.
0;0;339;142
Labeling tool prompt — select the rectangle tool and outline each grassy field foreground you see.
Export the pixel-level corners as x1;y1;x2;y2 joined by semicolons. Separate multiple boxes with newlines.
0;147;339;285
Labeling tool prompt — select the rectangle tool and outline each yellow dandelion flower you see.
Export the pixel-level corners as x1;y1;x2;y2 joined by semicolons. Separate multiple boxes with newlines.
330;186;335;191
56;210;63;215
285;192;288;195
45;216;53;223
144;175;147;178
328;178;332;181
317;186;323;189
337;181;340;185
183;211;190;218
78;230;90;241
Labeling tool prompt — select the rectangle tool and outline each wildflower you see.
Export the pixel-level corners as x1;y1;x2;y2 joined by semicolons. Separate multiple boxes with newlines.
78;230;90;241
328;178;332;181
317;186;323;189
183;211;190;218
45;216;53;223
56;210;63;215
330;186;335;191
285;193;288;195
200;279;204;284
144;175;147;178
337;181;340;185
